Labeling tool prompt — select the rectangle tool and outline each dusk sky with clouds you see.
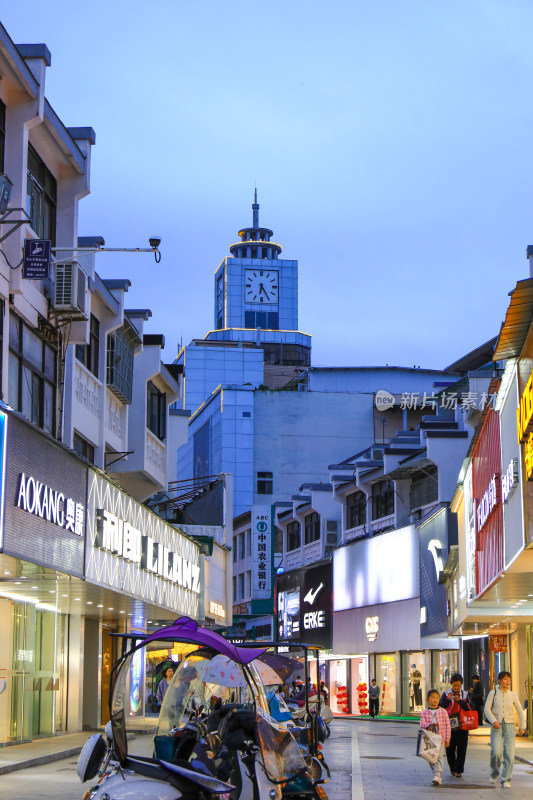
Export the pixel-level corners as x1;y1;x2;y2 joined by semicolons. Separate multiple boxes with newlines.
2;1;533;369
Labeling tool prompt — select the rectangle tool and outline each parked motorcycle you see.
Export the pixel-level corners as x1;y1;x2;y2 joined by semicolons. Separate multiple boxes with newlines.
77;616;328;800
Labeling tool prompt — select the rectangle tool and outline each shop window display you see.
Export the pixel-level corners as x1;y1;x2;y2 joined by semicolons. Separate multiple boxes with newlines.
432;651;459;698
407;653;425;713
329;659;349;714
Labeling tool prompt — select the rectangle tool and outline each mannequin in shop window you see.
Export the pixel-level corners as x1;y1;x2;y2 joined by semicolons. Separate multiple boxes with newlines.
410;665;423;711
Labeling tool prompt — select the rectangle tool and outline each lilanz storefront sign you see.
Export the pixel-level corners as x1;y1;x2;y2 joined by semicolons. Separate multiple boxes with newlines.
94;508;200;592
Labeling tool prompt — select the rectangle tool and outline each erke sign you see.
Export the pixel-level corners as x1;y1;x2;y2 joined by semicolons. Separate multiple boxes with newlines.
302;580;326;630
95;508;200;593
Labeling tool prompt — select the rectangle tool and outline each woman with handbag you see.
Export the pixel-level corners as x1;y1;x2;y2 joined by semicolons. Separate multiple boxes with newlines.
485;671;526;788
439;672;472;778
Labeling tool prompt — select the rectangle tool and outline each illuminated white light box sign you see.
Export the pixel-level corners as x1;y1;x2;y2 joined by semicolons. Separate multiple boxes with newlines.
333;524;419;611
209;601;225;617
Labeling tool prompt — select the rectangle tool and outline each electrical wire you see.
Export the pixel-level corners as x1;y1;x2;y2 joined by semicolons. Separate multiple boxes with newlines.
0;248;23;270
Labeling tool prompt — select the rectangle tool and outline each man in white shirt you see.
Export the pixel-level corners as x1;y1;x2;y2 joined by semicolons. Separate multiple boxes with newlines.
484;670;526;788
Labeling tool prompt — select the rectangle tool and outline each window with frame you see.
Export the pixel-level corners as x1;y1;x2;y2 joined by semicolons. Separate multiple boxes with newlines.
147;380;166;440
371;480;394;521
233;533;241;563
274;526;283;554
26;144;56;243
75;314;100;378
286;521;301;552
73;431;95;464
346;491;367;529
304;511;320;544
0;99;5;174
8;314;57;435
244;529;251;558
244;310;279;330
410;466;438;511
107;324;135;403
257;471;273;494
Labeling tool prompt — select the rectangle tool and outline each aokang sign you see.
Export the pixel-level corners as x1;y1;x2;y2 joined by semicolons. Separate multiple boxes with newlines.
17;472;84;536
95;508;200;593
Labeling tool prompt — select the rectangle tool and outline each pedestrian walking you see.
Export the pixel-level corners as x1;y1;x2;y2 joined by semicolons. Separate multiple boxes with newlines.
468;674;485;726
485;670;526;788
439;672;471;778
420;689;451;786
369;678;380;718
156;665;175;704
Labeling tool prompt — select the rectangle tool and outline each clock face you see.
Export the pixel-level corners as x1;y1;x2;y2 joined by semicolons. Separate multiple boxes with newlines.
244;269;278;304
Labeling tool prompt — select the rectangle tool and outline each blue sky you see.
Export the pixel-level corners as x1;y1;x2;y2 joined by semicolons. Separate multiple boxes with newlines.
2;1;533;368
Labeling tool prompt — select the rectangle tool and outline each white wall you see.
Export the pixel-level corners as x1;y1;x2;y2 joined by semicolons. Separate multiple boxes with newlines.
308;367;458;395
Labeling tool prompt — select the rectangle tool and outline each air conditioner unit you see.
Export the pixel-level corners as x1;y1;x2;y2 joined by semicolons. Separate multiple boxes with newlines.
325;520;338;533
371;447;384;461
53;262;88;313
326;532;339;546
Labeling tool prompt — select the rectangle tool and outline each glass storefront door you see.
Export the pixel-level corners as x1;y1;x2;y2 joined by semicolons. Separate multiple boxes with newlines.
350;656;369;715
376;653;398;715
0;598;68;743
402;652;426;714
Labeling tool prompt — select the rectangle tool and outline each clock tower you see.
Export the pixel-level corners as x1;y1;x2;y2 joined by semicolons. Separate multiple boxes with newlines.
210;192;310;369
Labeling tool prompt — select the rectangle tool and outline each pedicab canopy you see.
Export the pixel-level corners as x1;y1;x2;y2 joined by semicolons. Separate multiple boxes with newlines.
142;616;267;665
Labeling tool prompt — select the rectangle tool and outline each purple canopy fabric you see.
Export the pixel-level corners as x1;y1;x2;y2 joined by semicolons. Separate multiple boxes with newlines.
143;617;266;665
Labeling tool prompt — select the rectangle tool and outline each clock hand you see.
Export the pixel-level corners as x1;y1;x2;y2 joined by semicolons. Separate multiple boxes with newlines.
259;285;270;299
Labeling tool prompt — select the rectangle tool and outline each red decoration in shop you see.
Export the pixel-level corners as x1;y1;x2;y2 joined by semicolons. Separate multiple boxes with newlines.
336;685;350;714
357;681;369;715
489;634;507;653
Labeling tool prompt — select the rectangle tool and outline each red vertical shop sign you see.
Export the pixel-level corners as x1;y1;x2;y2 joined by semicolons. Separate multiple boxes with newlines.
472;408;504;596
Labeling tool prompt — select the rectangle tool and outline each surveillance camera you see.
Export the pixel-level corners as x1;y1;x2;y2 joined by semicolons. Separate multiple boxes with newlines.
149;236;161;249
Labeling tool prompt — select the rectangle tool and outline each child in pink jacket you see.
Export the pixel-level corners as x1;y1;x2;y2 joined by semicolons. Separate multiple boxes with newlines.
420;689;451;785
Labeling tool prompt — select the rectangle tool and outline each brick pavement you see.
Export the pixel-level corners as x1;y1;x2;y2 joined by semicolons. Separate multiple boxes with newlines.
322;719;533;799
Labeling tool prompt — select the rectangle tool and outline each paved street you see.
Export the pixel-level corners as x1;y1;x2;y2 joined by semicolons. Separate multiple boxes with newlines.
324;720;533;799
0;721;531;799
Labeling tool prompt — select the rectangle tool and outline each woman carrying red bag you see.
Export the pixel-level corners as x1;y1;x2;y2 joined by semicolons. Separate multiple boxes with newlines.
439;672;473;778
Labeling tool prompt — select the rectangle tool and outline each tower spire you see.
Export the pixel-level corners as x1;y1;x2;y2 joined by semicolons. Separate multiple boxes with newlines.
252;188;259;228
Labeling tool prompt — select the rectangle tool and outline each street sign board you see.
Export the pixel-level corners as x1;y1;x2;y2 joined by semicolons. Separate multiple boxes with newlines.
22;239;51;279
